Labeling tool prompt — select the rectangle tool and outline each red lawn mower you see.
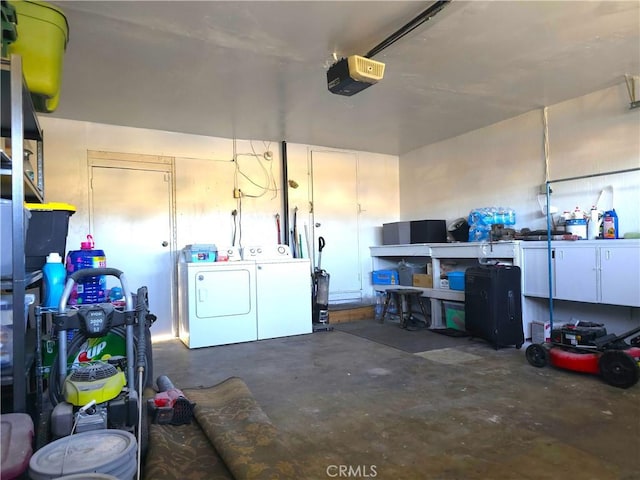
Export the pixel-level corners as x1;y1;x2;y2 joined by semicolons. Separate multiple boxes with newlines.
526;322;640;389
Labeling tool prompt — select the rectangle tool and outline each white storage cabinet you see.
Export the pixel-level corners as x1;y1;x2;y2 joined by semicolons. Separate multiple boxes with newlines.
522;240;640;307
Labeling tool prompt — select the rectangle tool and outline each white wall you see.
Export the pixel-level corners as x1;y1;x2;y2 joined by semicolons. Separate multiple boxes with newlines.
38;117;400;306
38;82;636;315
284;144;400;302
39;119;282;249
399;83;640;236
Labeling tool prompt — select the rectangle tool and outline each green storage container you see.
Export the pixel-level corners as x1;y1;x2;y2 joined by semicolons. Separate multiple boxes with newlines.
7;0;69;112
443;301;465;331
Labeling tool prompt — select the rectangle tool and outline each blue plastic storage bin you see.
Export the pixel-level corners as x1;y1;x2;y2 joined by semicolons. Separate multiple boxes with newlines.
372;270;399;285
448;271;465;291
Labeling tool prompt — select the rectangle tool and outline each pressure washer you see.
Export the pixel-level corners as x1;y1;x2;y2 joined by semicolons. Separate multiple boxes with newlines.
46;267;155;477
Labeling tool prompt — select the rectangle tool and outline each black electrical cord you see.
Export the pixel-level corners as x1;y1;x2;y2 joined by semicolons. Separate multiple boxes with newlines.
365;0;450;59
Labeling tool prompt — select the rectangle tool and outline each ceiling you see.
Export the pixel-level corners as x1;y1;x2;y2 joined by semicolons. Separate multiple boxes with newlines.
48;1;640;156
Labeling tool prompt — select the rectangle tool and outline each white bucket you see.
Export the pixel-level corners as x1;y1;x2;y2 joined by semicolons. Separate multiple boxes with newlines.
565;219;587;239
29;430;137;480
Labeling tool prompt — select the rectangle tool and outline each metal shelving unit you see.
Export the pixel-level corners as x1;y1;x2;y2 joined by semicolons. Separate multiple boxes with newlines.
1;54;44;413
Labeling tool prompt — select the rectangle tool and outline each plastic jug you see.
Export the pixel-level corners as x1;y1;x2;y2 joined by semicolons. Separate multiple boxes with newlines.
587;207;602;240
66;235;107;304
602;210;618;239
42;252;66;308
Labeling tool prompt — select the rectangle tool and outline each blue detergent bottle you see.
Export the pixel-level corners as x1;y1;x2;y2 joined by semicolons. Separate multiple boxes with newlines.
66;235;107;304
42;252;66;309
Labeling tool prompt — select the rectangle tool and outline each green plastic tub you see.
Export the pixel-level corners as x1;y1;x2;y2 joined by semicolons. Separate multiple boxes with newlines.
8;0;69;112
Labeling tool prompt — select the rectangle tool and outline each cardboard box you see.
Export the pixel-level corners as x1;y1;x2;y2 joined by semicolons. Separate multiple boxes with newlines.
413;274;433;288
530;321;551;344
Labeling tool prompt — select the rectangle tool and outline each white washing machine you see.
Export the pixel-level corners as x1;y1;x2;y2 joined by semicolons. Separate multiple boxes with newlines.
255;257;312;340
245;244;312;340
178;258;257;349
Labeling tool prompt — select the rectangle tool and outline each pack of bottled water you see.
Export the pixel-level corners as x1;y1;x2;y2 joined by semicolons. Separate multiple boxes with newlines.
468;207;516;241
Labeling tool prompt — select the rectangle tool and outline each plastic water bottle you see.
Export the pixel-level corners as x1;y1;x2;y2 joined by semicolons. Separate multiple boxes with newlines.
374;292;384;321
42;252;66;309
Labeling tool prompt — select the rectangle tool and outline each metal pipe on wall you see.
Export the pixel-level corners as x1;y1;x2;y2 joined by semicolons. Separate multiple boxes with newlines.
281;140;290;245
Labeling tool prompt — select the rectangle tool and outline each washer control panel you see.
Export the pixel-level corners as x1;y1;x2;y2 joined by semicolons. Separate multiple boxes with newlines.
242;244;291;260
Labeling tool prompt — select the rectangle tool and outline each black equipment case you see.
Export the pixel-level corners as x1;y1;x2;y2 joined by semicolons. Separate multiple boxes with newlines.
464;265;524;350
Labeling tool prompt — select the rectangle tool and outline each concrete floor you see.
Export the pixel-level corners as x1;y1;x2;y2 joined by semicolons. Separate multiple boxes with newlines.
151;320;639;480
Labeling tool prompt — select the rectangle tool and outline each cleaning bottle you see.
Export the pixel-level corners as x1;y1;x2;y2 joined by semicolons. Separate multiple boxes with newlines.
42;252;66;309
602;209;619;239
587;207;601;240
66;235;107;304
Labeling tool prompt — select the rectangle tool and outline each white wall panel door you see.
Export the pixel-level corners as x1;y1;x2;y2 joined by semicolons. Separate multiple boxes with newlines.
311;150;361;303
89;153;175;339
